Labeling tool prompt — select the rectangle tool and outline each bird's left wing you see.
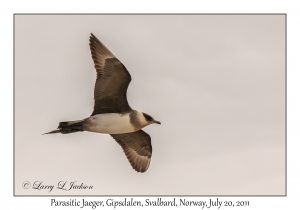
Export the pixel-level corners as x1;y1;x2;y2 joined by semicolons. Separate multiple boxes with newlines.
111;130;152;173
89;33;132;115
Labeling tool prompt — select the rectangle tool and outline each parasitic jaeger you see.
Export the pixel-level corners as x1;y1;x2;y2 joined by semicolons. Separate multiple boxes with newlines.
45;33;161;173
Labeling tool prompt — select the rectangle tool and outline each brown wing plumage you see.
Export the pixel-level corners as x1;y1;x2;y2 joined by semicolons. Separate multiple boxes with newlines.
111;130;152;173
89;33;132;115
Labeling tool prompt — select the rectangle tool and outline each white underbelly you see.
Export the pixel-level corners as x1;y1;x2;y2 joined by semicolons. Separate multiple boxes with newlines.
84;113;136;134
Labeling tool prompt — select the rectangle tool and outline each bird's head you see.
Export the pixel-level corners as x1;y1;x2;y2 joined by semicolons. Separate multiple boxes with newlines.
142;112;161;125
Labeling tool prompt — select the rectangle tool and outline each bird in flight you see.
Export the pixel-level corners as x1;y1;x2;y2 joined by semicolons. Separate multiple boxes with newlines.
45;33;161;173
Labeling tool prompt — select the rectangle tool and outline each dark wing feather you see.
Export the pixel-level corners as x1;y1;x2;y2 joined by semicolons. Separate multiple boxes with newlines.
111;130;152;173
89;33;132;115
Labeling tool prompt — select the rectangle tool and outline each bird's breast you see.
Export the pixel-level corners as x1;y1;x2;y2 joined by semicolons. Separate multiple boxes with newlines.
83;113;137;134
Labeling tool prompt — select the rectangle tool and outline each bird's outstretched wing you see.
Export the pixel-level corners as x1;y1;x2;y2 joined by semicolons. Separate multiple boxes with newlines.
111;130;152;173
89;33;132;115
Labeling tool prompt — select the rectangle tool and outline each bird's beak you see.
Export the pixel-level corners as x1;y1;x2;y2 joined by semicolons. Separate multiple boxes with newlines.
153;120;161;124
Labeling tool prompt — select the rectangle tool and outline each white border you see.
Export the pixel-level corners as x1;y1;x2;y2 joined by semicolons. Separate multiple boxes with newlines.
2;0;298;209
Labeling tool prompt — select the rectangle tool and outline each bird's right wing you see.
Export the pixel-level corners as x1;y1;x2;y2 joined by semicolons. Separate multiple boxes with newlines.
111;130;152;173
89;33;132;115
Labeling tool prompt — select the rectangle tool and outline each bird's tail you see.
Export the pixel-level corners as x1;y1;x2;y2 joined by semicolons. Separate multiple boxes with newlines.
43;119;86;135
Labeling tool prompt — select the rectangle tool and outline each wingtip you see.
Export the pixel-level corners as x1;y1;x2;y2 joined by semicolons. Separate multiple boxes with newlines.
136;168;148;173
89;33;98;43
90;33;96;39
89;33;93;40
